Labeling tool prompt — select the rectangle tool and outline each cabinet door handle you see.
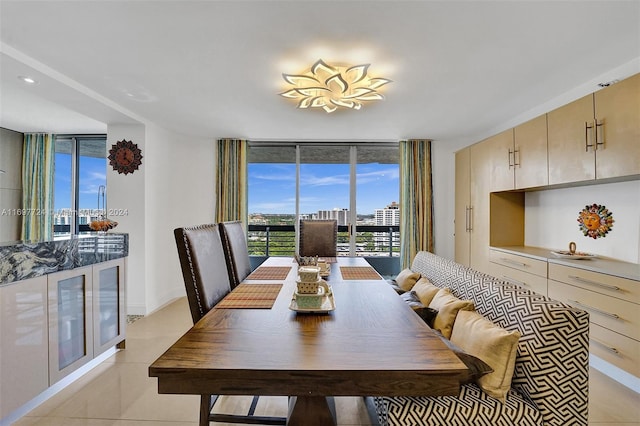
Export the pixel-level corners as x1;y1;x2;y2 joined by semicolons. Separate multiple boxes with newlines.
468;206;473;232
500;257;528;268
568;275;620;292
585;121;595;152
508;149;514;168
591;338;620;354
503;275;528;287
595;118;605;149
567;299;620;319
465;206;470;232
513;148;520;167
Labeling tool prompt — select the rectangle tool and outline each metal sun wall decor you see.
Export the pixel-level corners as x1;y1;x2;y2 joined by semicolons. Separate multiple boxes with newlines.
108;139;143;175
280;59;391;113
577;203;614;239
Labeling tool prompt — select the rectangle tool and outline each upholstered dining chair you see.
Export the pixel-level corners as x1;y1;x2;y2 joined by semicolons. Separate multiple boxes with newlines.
174;224;286;426
219;220;252;289
299;219;338;258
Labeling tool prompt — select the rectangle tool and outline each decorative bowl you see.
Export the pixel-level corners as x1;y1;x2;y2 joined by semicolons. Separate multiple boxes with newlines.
89;218;118;232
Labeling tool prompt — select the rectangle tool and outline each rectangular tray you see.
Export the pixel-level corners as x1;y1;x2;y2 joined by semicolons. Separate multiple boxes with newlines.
289;292;336;313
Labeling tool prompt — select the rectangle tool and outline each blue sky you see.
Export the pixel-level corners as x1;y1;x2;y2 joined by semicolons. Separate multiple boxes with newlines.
54;153;107;210
54;155;398;215
248;163;399;215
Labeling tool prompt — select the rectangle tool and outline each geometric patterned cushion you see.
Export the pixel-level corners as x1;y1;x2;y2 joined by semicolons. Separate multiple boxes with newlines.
409;251;589;426
374;384;544;426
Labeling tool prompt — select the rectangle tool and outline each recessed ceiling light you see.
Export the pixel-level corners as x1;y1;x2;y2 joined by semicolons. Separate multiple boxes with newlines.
18;76;38;84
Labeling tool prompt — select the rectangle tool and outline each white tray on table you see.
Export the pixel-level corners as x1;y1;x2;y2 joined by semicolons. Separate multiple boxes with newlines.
289;292;336;313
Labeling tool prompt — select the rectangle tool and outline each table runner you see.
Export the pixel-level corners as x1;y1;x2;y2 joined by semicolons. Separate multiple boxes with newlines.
246;266;291;280
216;283;283;309
340;266;382;280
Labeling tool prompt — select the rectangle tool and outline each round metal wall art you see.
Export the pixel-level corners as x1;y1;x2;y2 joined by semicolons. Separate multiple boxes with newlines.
577;203;614;239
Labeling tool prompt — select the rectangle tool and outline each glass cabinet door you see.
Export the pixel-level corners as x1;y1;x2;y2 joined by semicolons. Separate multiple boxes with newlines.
48;266;93;384
93;258;126;355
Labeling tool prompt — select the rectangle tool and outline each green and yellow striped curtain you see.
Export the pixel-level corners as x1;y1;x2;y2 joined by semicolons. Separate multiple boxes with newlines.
215;138;247;224
21;133;55;241
399;139;434;269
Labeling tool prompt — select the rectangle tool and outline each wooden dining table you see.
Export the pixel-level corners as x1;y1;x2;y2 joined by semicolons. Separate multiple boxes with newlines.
149;257;468;426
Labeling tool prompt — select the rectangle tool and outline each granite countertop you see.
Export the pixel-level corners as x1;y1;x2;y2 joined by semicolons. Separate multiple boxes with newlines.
491;245;640;281
0;233;128;286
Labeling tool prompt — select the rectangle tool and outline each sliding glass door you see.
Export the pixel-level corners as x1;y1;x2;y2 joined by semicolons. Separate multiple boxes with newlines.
247;142;399;257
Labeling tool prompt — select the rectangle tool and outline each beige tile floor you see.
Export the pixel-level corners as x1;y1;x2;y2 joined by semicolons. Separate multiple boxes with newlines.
13;297;640;426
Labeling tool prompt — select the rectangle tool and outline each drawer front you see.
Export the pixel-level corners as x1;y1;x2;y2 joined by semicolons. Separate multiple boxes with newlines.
549;280;639;340
549;263;639;304
489;250;547;278
489;262;548;296
590;323;640;377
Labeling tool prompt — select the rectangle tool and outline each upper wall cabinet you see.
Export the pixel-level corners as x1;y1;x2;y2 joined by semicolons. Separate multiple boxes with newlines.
548;73;640;185
593;72;640;180
479;115;549;193
514;114;549;189
479;129;515;192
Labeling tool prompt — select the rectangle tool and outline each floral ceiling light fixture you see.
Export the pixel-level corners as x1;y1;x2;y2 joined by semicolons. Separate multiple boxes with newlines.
280;59;391;113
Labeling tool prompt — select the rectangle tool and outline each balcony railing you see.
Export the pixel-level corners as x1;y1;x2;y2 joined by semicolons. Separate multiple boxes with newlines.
247;224;400;257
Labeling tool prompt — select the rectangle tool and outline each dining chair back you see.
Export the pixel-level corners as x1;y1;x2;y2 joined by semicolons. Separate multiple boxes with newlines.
174;223;231;324
299;219;338;257
174;223;286;426
219;220;252;289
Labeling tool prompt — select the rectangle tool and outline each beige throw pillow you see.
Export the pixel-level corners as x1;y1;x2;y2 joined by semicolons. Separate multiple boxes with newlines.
450;310;521;402
428;288;474;339
394;268;421;292
411;278;440;306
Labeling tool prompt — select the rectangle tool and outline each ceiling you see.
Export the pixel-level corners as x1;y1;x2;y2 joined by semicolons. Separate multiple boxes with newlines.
1;1;639;144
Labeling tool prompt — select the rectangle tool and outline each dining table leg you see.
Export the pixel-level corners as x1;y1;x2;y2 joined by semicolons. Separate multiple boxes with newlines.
287;396;336;426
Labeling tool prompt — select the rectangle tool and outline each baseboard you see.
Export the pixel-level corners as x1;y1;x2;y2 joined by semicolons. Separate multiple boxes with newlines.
590;354;640;394
126;303;147;316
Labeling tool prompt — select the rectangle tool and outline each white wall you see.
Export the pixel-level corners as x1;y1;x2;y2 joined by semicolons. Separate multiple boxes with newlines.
106;124;147;315
143;124;215;314
107;123;215;315
525;180;640;263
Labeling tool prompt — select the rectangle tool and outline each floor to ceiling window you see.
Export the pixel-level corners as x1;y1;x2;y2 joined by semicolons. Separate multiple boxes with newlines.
247;142;399;258
54;135;107;236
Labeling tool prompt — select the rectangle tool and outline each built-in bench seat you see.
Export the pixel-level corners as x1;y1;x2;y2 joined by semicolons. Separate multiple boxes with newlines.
373;251;589;426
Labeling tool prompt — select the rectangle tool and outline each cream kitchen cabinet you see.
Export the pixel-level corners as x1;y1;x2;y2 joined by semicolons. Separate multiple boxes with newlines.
0;276;49;419
454;143;494;273
489;249;548;296
548;263;640;377
477;129;515;193
593;72;640;180
455;143;523;274
513;114;548;189
469;116;548;193
455;148;472;266
548;73;640;185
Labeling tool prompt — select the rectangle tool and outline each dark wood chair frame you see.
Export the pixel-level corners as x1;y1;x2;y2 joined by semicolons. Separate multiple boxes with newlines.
174;224;286;426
